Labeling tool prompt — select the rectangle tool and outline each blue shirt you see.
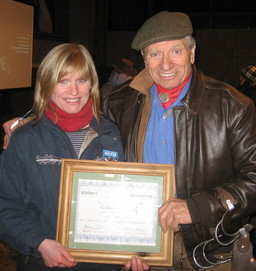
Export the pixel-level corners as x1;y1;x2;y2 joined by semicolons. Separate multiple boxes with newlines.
143;80;191;164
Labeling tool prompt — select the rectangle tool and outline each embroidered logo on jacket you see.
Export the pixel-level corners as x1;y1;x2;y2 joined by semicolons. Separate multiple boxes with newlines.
36;154;61;165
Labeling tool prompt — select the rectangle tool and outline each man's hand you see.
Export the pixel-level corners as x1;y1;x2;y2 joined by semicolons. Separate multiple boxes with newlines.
159;198;192;232
123;256;149;271
2;117;28;149
38;239;77;268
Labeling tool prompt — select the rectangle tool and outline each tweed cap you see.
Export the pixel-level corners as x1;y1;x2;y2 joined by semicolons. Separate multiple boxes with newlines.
131;11;193;51
241;65;256;85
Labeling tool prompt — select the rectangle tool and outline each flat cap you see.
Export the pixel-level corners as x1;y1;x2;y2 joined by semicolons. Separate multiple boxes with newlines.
131;11;193;51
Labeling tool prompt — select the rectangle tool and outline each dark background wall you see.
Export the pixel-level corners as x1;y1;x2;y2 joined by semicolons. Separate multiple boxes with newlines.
12;0;256;85
1;0;256;147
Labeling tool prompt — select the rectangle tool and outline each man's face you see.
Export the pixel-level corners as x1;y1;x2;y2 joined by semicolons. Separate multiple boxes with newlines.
144;38;195;90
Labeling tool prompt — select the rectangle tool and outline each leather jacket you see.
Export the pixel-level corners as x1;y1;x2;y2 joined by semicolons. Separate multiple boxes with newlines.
103;66;256;265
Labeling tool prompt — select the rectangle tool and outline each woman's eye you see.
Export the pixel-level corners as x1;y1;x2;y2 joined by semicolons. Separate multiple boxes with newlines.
59;79;69;85
77;79;87;84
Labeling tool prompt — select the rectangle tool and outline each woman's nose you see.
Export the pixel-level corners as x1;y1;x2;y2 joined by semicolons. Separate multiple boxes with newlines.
70;82;79;95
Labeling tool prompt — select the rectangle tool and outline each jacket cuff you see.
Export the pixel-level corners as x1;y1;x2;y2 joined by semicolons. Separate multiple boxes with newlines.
27;235;47;253
187;191;224;227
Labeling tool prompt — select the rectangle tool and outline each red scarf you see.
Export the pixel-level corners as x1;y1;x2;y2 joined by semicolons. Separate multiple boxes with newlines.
44;99;94;132
156;74;191;109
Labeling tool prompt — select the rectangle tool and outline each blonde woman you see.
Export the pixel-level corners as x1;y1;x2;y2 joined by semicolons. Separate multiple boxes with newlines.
0;43;124;271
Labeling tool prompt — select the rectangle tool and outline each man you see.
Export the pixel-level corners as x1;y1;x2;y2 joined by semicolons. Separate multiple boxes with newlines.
102;11;256;271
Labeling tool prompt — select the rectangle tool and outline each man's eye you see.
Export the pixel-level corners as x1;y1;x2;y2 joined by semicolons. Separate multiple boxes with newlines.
173;49;182;55
150;52;159;57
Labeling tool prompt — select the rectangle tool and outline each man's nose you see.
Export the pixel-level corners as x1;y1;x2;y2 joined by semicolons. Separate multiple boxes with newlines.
160;54;172;70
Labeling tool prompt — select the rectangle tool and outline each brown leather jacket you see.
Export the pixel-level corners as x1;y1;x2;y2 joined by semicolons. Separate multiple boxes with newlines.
103;66;256;262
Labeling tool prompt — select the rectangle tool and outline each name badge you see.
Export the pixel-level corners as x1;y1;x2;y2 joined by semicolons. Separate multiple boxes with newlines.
102;149;118;161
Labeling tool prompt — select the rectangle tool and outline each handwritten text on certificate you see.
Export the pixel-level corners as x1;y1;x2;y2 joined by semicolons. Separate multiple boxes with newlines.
74;175;161;246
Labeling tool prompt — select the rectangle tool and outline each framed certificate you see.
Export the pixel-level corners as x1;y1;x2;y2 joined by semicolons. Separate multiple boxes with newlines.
56;159;175;266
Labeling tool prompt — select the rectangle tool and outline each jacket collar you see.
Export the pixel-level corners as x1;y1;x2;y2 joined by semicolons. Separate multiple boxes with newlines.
129;65;205;115
183;66;205;115
129;69;154;95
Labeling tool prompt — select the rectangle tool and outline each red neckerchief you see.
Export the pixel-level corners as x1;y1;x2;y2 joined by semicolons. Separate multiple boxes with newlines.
156;74;191;109
44;99;93;132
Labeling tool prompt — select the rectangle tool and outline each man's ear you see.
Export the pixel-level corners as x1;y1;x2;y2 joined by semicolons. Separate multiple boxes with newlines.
190;46;196;64
140;49;147;66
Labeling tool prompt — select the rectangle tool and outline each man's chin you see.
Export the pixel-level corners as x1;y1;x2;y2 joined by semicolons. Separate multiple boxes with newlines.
156;78;180;90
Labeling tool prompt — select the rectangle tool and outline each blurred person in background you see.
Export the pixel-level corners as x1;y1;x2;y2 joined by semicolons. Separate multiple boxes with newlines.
100;57;138;100
237;65;256;104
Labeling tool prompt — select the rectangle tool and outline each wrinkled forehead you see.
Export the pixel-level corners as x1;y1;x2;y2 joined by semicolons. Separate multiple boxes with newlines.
144;38;189;54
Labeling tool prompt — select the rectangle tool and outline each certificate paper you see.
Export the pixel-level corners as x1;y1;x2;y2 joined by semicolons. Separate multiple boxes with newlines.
69;173;163;252
57;159;174;266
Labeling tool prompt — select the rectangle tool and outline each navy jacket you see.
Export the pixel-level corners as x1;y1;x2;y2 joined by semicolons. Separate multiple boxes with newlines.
0;115;124;256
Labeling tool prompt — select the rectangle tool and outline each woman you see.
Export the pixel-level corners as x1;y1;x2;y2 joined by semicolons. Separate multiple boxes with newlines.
0;43;124;271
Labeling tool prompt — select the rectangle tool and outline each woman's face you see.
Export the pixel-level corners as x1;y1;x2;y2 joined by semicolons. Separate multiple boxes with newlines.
51;71;91;114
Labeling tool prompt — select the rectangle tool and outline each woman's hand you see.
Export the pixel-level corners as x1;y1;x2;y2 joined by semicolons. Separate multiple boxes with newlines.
123;256;149;271
38;239;77;268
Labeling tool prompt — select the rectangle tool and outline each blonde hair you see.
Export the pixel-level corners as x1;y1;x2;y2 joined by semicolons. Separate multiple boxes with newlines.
33;43;100;120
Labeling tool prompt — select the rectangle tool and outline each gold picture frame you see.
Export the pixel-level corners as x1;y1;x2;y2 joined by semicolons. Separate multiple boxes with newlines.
56;159;175;267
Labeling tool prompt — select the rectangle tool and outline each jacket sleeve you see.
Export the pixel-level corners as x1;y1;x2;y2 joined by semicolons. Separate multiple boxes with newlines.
101;89;118;124
0;135;47;254
187;97;256;233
